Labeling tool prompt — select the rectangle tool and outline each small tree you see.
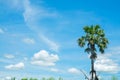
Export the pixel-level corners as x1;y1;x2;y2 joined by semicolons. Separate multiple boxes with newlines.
78;25;108;80
21;78;28;80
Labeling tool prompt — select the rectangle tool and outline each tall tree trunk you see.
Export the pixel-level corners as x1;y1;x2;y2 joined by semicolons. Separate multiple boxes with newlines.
91;59;94;80
90;44;95;80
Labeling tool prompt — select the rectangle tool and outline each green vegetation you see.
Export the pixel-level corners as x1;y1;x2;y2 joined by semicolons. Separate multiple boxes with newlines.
19;77;63;80
8;76;119;80
30;78;38;80
78;25;109;80
111;76;118;80
21;78;28;80
99;76;118;80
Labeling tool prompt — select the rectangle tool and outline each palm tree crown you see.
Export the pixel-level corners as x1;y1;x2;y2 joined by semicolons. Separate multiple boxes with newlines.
78;25;108;59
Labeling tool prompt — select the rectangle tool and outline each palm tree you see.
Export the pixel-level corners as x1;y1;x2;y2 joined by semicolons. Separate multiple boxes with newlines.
78;25;108;80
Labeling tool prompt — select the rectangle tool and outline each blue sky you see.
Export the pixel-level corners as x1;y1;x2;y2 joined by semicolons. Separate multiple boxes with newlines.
0;0;120;80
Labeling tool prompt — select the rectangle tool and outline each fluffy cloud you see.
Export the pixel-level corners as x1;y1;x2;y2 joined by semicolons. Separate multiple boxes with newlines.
4;54;15;59
31;50;59;66
0;28;4;34
95;54;120;73
22;38;35;44
5;62;24;70
68;68;80;74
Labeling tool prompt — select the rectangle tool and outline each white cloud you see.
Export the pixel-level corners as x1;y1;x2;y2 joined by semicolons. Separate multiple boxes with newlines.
5;76;12;80
0;28;4;34
95;54;120;73
68;68;80;74
22;38;35;44
23;0;60;52
31;50;59;66
23;0;58;24
5;62;24;70
4;54;15;59
23;0;39;25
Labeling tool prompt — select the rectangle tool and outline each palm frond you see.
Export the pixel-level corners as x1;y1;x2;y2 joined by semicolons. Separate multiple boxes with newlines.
85;47;91;54
78;36;85;47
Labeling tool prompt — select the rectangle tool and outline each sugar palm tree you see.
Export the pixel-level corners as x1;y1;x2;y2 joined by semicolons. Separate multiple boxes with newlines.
78;25;108;80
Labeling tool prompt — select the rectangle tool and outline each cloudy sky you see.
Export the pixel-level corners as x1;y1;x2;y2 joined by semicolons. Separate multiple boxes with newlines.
0;0;120;80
